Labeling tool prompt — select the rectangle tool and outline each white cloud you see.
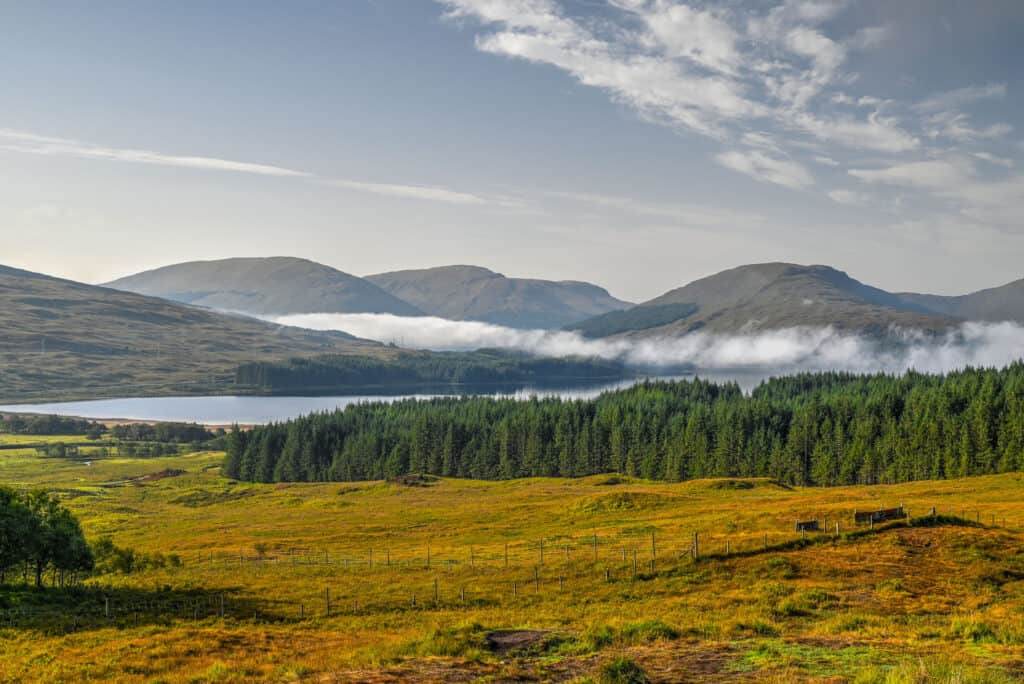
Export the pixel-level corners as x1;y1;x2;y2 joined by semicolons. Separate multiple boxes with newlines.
322;179;489;205
627;1;742;75
0;127;495;207
914;83;1007;114
440;0;928;195
973;152;1015;168
274;312;1024;377
827;189;871;205
716;149;814;189
849;158;974;191
548;190;764;225
813;155;840;166
0;128;310;178
851;158;1024;228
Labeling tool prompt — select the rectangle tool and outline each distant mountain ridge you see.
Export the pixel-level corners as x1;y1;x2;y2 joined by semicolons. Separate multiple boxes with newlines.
105;257;424;317
366;265;631;329
568;263;1024;338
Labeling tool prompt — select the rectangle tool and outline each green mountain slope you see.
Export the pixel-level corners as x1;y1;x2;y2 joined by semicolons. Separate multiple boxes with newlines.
897;279;1024;322
569;263;961;338
366;265;631;329
0;264;389;402
105;257;424;317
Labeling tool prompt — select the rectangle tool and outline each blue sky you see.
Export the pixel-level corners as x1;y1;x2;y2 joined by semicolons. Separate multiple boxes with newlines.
1;0;1022;301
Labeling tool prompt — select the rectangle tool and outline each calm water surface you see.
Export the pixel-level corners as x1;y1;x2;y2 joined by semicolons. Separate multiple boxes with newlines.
0;371;774;424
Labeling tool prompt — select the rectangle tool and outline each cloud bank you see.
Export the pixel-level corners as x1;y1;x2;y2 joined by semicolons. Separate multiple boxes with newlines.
273;313;1024;376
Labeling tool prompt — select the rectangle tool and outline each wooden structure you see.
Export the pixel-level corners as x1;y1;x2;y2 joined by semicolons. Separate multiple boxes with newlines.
854;505;906;525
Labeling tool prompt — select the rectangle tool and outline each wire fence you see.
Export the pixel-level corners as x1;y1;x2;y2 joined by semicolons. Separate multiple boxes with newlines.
0;507;1010;633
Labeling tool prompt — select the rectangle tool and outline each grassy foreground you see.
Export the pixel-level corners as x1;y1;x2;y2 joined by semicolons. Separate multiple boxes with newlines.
2;436;1024;682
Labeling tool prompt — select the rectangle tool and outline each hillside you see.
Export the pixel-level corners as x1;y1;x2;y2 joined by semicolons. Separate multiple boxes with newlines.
105;257;424;317
570;263;960;338
366;265;630;329
0;264;390;402
897;278;1024;322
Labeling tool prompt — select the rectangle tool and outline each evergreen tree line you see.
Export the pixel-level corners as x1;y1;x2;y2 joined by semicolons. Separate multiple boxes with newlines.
0;488;93;587
223;364;1024;487
109;422;216;443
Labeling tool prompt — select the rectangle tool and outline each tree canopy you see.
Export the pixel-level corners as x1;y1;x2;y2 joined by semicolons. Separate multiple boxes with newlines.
224;364;1024;486
0;487;93;587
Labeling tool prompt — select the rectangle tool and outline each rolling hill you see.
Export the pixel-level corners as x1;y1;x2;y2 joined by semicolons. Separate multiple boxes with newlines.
897;278;1024;323
567;263;1001;338
105;257;424;317
366;265;631;329
0;263;391;402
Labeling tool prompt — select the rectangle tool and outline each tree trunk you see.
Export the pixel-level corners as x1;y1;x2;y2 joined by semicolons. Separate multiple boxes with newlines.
35;561;43;588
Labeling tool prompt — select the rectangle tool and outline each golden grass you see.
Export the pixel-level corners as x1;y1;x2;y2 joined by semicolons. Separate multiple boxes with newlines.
2;442;1024;682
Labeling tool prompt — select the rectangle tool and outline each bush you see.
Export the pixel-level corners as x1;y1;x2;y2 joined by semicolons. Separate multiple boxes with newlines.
597;657;651;684
619;620;680;644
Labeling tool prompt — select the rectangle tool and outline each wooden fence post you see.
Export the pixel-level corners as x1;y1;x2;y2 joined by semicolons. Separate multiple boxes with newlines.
534;566;540;592
505;542;509;568
325;588;331;617
427;542;431;568
632;549;638;578
434;578;439;605
593;534;598;561
539;538;544;565
651;531;656;559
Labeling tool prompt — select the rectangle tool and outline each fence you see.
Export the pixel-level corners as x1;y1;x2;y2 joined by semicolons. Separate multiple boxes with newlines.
0;505;1011;633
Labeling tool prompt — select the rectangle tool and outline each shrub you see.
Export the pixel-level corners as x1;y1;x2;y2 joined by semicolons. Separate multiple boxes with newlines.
619;620;680;644
597;657;651;684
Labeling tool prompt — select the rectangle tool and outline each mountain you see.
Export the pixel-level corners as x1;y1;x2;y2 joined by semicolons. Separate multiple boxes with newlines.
105;257;423;317
568;263;962;338
0;264;389;402
897;279;1024;323
366;265;631;329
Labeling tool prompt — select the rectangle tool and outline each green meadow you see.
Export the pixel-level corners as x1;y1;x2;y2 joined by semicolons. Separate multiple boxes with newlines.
2;437;1024;682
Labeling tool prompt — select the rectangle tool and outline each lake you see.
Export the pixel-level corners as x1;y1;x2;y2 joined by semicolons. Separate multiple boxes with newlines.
0;371;776;424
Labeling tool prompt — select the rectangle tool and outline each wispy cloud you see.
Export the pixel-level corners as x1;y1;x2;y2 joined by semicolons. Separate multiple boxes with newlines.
716;149;814;189
439;0;1018;224
827;189;871;206
0;128;310;177
548;190;764;225
322;179;489;205
0;127;492;206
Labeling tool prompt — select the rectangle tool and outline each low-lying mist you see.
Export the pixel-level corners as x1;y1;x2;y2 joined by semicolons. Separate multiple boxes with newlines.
272;313;1024;376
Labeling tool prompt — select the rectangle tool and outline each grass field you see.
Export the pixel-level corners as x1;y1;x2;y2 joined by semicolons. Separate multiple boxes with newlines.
2;438;1024;682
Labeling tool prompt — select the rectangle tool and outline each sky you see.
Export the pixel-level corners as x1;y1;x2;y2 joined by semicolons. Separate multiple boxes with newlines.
1;0;1022;303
